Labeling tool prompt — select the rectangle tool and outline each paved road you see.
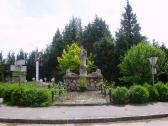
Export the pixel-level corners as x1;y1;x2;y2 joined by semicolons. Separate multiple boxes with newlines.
0;118;168;126
0;102;168;121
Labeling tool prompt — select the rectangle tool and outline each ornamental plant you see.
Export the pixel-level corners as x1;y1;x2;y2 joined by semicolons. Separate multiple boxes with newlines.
112;87;129;104
57;43;94;74
119;42;167;84
129;85;149;103
154;82;168;101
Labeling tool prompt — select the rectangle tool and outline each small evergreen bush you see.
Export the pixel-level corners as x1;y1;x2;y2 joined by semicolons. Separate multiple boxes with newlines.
129;85;149;103
112;87;129;104
144;83;159;101
1;84;18;103
0;84;5;97
165;82;168;88
154;82;168;101
12;87;52;107
1;83;52;107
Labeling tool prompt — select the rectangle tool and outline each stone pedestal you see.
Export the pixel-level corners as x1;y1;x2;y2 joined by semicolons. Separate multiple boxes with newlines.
64;47;103;91
80;48;87;76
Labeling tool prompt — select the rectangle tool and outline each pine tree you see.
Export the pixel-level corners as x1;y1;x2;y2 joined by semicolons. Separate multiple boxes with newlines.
0;51;6;81
82;16;114;81
7;52;15;65
94;37;115;81
48;29;64;80
82;16;111;54
16;49;27;60
114;0;146;82
26;51;36;81
115;0;145;55
0;52;3;63
11;52;15;65
39;29;64;81
51;29;64;56
63;17;82;45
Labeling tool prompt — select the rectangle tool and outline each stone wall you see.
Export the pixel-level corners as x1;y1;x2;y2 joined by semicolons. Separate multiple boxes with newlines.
64;76;103;91
12;76;26;82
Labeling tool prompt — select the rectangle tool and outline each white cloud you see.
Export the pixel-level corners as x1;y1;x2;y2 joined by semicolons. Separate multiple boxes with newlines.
130;0;168;44
0;0;168;58
0;0;73;57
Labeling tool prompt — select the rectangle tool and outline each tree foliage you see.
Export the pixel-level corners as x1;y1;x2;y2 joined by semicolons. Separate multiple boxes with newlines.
119;42;168;84
7;52;15;65
57;43;94;74
40;29;64;80
114;1;146;82
26;51;36;81
115;1;145;53
0;52;9;81
1;7;168;84
63;17;82;45
82;16;114;81
94;37;115;81
16;49;27;60
82;16;111;54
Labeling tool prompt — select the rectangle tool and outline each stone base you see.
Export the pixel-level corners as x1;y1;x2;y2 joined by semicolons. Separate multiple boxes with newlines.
64;76;103;91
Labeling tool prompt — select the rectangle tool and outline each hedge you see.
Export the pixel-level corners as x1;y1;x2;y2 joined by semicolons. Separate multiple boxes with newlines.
129;85;149;103
110;82;168;104
154;82;168;101
144;83;159;101
112;87;129;104
0;84;52;107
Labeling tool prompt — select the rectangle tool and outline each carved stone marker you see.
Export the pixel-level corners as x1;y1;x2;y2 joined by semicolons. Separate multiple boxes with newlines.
80;48;87;76
10;59;27;82
64;47;103;91
35;50;40;82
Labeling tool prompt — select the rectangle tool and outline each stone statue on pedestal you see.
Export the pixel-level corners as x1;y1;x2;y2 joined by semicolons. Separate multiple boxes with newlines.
80;48;87;76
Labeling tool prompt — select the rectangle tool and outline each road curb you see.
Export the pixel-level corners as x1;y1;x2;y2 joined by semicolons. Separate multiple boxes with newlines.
53;103;111;106
0;114;168;124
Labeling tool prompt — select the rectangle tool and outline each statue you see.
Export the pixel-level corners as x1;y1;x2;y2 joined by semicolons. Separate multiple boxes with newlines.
88;68;102;77
80;47;87;76
66;69;78;77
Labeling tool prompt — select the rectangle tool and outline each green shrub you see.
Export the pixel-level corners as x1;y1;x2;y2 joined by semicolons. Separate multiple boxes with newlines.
166;83;168;88
0;85;5;97
144;83;159;101
129;85;149;103
154;82;168;101
1;84;18;103
34;88;52;107
12;87;52;107
11;86;34;106
112;87;129;104
79;76;88;91
79;76;87;87
52;84;67;97
0;83;52;107
119;42;167;84
58;84;67;97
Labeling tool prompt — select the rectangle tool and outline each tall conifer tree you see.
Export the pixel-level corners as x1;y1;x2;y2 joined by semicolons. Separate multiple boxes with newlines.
114;0;146;82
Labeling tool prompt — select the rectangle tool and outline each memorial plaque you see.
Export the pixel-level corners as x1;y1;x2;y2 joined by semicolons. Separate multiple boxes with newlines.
15;60;25;66
12;71;26;77
10;65;27;72
10;65;16;71
10;60;27;82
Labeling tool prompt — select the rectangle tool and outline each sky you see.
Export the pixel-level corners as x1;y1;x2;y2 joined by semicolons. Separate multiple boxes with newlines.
0;0;168;57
